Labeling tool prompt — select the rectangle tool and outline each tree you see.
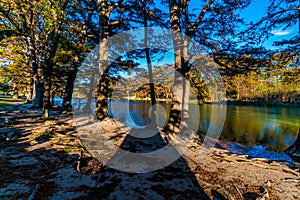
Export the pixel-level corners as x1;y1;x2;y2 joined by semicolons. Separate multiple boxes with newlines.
95;0;121;120
142;0;156;124
240;0;299;61
60;0;98;110
162;0;251;133
39;0;69;118
0;36;31;98
94;0;168;120
0;0;43;105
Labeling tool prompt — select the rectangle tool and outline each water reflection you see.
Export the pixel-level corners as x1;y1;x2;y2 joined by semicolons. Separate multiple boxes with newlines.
220;105;300;152
54;98;300;158
108;101;300;153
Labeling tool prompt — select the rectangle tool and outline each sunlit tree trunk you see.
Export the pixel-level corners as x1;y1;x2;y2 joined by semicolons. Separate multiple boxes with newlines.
165;0;216;133
143;0;156;125
95;0;111;121
42;66;52;118
164;0;186;134
12;78;18;99
26;83;33;103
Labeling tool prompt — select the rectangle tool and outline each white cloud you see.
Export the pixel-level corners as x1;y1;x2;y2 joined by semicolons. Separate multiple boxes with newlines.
271;30;293;36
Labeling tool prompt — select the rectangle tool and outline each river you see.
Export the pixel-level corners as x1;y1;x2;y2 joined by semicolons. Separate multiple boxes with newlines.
54;98;300;162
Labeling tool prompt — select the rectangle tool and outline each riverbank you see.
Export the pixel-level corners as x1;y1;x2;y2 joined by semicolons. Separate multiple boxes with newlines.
226;99;300;107
0;102;299;199
111;97;173;103
110;97;300;107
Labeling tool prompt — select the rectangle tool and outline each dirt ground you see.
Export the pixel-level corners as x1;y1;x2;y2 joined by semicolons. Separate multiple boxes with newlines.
0;102;299;199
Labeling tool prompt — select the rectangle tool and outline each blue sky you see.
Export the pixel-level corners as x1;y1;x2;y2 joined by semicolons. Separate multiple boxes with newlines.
239;0;298;49
186;0;298;49
120;0;299;77
240;0;268;23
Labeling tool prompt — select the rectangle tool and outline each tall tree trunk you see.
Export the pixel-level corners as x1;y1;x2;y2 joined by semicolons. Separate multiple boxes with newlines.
164;0;216;134
95;0;110;121
95;70;110;120
27;36;42;107
41;2;68;118
26;82;33;103
164;0;187;134
182;31;192;125
83;69;97;112
50;90;54;106
12;78;18;99
42;68;52;118
62;66;78;110
42;28;61;118
143;0;156;125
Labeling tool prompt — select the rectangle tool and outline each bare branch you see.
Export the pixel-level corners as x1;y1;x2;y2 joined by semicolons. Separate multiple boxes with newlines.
188;0;215;35
238;7;298;36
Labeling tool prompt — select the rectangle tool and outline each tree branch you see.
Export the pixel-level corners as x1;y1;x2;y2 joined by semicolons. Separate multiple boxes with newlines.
238;7;298;36
188;0;215;35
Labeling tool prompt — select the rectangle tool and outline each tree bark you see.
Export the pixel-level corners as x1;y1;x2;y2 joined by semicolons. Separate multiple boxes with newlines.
27;36;42;107
42;1;69;118
95;0;111;121
164;0;186;134
42;68;52;118
95;70;110;120
143;0;156;125
26;83;33;103
165;0;217;134
83;69;97;112
42;28;61;118
62;66;78;110
12;79;18;99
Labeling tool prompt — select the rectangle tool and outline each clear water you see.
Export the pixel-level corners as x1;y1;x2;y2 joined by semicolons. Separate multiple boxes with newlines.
54;98;300;161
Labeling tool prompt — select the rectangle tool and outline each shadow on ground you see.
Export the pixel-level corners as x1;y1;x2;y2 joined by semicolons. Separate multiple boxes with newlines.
0;104;284;199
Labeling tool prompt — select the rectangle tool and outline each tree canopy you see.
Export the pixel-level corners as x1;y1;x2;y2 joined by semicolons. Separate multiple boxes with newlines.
0;0;298;116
